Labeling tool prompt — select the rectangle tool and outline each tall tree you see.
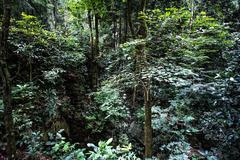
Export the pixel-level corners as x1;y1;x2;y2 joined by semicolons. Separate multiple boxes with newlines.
87;10;95;89
47;0;59;30
127;0;135;38
67;0;105;90
92;12;100;90
135;0;152;157
0;0;16;159
111;0;117;49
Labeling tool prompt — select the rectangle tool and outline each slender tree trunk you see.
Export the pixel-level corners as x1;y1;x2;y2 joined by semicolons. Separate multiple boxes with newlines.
87;11;96;90
87;11;99;91
29;51;32;82
144;82;152;158
47;0;59;30
52;0;58;29
114;14;117;48
111;0;117;49
127;0;135;38
113;16;117;49
123;3;128;42
191;0;194;28
95;14;99;56
47;0;56;30
136;0;153;158
91;13;100;90
0;0;16;159
119;15;122;44
88;11;94;61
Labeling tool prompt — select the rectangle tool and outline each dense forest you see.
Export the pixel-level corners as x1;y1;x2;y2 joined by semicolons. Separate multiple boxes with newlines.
0;0;239;159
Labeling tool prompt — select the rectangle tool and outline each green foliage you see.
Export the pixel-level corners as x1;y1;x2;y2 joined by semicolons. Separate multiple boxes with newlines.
45;135;140;160
12;83;38;100
1;0;239;159
67;0;106;17
52;140;85;160
87;138;140;160
147;8;233;67
44;68;66;85
87;138;117;160
10;13;85;66
20;131;45;156
161;141;192;160
45;89;58;118
152;106;198;138
11;83;42;152
83;83;129;133
12;12;56;45
94;83;129;120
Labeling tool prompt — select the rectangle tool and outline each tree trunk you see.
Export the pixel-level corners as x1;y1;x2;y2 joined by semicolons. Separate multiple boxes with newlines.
123;3;128;42
111;0;117;49
92;14;100;90
119;14;122;44
47;0;56;30
127;0;135;38
52;0;58;29
88;11;94;58
95;14;99;57
144;83;152;158
189;0;195;30
0;0;16;159
87;11;97;90
87;11;99;91
136;0;153;158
